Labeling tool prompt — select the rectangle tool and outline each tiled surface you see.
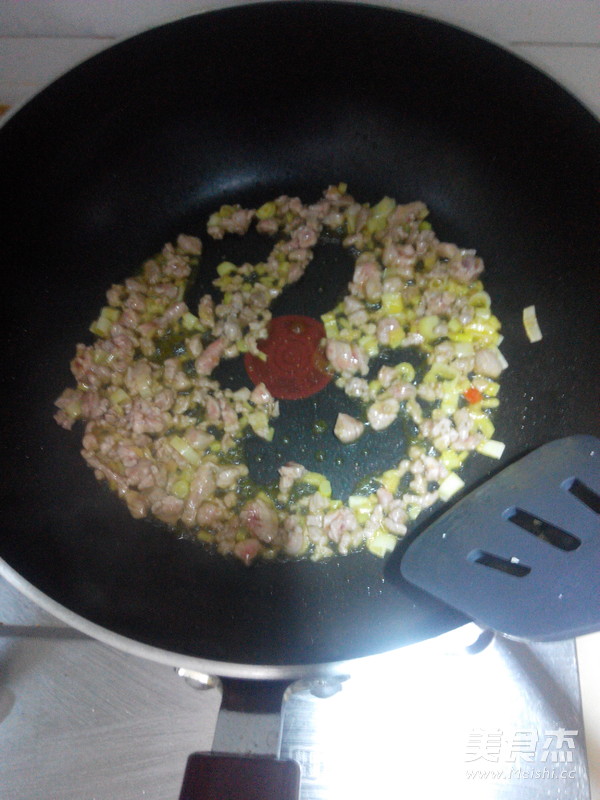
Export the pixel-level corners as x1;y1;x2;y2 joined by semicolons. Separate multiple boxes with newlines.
0;0;597;42
0;2;599;118
509;43;599;117
0;2;598;798
579;632;600;799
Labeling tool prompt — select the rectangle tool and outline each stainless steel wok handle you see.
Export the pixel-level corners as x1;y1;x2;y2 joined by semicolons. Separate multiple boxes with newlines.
175;674;349;799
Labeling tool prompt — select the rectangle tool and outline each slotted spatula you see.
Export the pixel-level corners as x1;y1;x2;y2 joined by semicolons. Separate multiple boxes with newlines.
398;435;600;640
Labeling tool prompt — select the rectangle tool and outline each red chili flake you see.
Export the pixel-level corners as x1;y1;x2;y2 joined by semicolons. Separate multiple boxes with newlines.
244;315;332;400
463;386;483;404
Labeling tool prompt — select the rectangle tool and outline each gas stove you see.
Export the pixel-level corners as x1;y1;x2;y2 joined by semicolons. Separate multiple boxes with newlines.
0;576;590;799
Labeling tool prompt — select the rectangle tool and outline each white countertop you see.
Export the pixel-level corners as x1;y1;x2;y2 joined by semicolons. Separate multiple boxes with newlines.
0;1;599;120
0;2;598;798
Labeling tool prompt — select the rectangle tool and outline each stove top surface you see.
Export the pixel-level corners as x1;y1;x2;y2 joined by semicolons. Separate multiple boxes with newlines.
0;577;590;799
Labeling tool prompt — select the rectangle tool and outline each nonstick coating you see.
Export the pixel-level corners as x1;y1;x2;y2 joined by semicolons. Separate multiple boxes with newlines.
0;2;598;671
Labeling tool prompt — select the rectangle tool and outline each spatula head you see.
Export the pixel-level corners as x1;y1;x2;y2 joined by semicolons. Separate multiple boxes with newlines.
399;435;600;641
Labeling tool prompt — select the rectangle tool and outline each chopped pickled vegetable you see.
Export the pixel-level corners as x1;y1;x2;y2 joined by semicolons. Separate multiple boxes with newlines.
438;473;465;501
476;439;506;459
523;305;543;342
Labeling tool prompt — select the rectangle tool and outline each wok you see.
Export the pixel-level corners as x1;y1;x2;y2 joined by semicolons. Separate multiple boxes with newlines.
0;1;598;680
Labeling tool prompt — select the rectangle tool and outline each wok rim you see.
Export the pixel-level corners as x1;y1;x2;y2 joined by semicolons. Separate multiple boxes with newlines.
0;1;598;674
0;558;481;679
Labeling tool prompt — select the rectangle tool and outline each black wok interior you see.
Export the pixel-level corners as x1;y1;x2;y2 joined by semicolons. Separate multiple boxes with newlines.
0;2;598;670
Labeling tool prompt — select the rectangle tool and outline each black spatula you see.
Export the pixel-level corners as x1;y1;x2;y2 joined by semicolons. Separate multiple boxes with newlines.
399;435;600;640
